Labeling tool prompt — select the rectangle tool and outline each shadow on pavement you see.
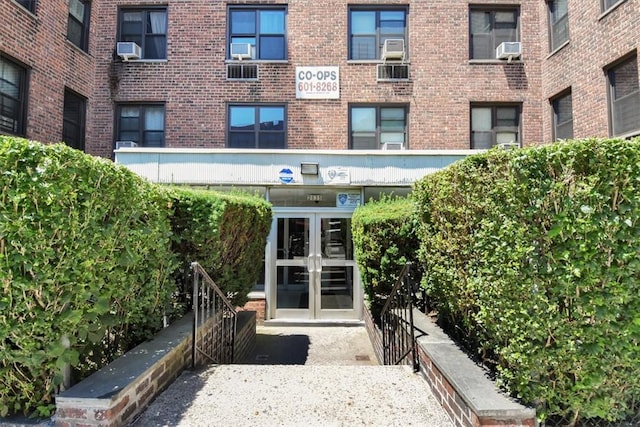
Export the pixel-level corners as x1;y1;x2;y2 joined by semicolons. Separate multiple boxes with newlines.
242;333;310;365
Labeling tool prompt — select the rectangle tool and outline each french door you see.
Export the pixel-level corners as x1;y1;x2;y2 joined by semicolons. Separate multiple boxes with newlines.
271;212;361;320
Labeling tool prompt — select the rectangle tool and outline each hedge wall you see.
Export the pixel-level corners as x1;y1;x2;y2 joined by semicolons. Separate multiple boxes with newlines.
413;138;640;423
0;137;177;417
352;196;421;322
169;187;272;307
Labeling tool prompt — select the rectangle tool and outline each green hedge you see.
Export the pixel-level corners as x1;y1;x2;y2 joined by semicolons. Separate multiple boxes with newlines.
413;138;640;423
352;195;421;321
169;187;272;307
0;137;177;417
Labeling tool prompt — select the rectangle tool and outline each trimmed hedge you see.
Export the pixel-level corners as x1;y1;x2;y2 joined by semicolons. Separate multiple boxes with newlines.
413;138;640;423
352;195;421;321
169;187;272;307
0;137;177;417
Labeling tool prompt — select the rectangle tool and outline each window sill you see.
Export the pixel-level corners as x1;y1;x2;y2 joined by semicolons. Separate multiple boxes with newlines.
119;59;168;64
224;59;288;64
613;129;640;140
66;39;91;57
347;60;411;65
546;40;570;59
599;0;628;20
468;59;523;65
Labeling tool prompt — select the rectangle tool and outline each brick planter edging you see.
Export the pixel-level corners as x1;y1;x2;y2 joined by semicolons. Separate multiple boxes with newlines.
363;307;536;427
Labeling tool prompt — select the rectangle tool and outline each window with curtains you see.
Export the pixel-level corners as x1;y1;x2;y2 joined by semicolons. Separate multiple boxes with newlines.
0;55;28;136
349;105;407;149
469;7;519;60
62;89;86;151
607;55;640;136
547;0;568;52
15;0;36;13
228;6;287;60
68;0;91;51
228;105;286;148
471;104;521;149
118;8;167;59
551;91;573;141
116;104;165;147
348;7;407;60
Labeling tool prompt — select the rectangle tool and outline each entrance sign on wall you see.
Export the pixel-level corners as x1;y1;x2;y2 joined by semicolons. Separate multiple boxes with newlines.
337;192;361;208
296;66;340;99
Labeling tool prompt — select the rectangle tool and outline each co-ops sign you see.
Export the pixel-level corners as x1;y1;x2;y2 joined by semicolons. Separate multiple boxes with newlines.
296;66;340;99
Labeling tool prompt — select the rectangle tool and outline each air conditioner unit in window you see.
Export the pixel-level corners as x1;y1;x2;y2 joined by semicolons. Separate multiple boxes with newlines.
115;141;138;149
116;42;141;61
496;42;522;60
230;43;253;60
382;39;405;62
382;142;405;150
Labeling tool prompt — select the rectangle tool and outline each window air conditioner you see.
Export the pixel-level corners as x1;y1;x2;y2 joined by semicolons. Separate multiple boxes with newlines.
496;42;522;60
115;141;138;149
381;39;405;62
116;42;141;61
382;142;405;150
230;43;253;60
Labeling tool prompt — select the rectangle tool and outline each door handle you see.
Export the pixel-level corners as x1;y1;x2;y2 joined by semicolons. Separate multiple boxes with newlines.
316;254;323;273
307;254;314;273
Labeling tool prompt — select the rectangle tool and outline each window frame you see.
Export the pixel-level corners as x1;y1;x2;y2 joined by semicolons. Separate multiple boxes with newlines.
117;7;168;60
606;54;640;137
348;104;409;149
469;6;520;60
67;0;91;52
227;104;287;149
601;0;626;13
547;0;569;52
348;6;408;61
115;103;166;148
550;89;573;141
15;0;36;13
227;5;288;61
470;103;522;149
62;89;86;151
0;54;28;136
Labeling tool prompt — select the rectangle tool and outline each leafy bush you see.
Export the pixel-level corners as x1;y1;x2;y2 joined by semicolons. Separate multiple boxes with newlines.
352;195;421;321
413;138;640;423
169;187;272;307
0;137;177;417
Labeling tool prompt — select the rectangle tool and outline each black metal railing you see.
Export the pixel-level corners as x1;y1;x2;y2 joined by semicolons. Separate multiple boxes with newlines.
380;262;420;372
191;262;237;367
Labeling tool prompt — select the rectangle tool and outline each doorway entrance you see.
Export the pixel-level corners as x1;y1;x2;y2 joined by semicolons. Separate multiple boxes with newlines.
271;212;361;320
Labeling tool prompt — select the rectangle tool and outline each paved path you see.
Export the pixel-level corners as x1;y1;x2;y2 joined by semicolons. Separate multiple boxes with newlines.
130;326;453;427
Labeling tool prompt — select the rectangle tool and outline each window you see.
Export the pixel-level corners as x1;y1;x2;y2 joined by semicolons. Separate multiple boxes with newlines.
471;104;521;149
470;8;519;60
349;105;407;149
228;6;287;60
551;91;573;141
602;0;625;12
607;55;640;136
228;105;286;148
349;8;407;60
547;0;568;51
116;104;165;147
0;55;28;136
68;0;91;51
15;0;35;13
62;89;86;151
118;8;167;59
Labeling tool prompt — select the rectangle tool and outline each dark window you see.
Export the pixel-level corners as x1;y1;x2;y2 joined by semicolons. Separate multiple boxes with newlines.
349;105;407;149
228;105;286;148
68;0;91;51
471;104;521;149
470;8;519;60
62;90;86;151
0;55;27;136
551;91;573;141
116;104;165;147
118;8;167;59
602;0;624;12
548;0;568;51
608;55;640;136
228;7;287;60
15;0;36;13
349;8;407;60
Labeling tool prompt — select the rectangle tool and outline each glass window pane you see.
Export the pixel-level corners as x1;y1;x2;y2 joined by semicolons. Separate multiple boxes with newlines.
229;132;256;148
470;11;490;34
231;11;256;34
258;133;285;149
380;11;405;35
144;131;164;147
351;37;376;60
147;12;167;34
496;132;517;144
119;131;139;142
122;12;142;36
260;10;285;34
351;108;376;132
260;36;285;60
352;135;377;149
145;35;166;59
68;20;83;47
351;11;376;34
472;108;492;131
495;11;516;25
496;107;518;126
550;0;568;21
145;107;164;130
121;107;140;118
260;107;284;130
69;0;85;21
380;132;405;143
554;95;572;123
381;108;405;120
472;132;493;149
230;107;256;130
612;59;639;100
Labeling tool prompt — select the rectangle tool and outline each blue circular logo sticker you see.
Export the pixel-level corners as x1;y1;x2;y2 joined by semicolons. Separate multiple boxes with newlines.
279;168;294;184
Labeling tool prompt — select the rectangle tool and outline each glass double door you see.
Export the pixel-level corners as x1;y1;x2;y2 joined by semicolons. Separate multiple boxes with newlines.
273;212;360;320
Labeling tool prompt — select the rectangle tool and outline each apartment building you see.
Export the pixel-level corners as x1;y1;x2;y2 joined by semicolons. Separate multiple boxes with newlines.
2;0;639;321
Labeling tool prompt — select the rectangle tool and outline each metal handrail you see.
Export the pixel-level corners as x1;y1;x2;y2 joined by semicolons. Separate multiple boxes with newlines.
191;261;237;367
380;262;420;372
